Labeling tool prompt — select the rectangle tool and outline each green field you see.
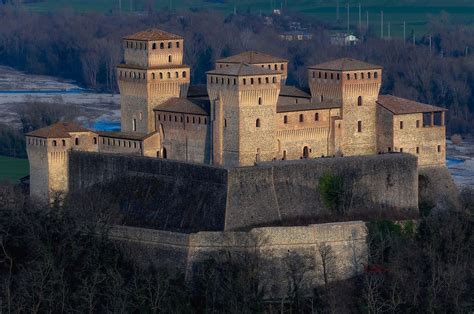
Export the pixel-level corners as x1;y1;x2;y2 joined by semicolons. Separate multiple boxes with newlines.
0;156;29;183
23;0;474;37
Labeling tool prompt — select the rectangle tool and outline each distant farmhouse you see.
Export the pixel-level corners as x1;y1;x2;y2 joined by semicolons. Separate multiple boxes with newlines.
331;33;360;46
279;30;313;41
26;28;447;202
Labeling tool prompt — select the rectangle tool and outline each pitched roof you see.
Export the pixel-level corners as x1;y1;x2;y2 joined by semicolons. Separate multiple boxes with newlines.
26;122;91;138
154;98;210;115
207;63;280;76
279;85;311;98
377;95;447;115
309;58;382;71
217;51;288;64
123;28;183;41
187;84;208;98
277;102;341;113
97;131;154;141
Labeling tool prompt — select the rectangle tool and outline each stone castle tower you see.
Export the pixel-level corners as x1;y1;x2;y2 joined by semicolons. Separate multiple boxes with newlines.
308;59;382;156
207;64;281;167
118;29;190;133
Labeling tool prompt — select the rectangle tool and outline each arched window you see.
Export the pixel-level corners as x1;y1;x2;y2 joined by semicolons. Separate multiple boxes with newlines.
160;42;164;49
284;115;288;124
354;73;358;80
281;64;285;70
233;79;237;85
299;114;304;122
303;146;309;158
315;113;319;121
258;97;262;105
182;71;187;78
324;72;327;79
168;42;172;49
62;140;66;146
243;79;246;85
256;119;261;128
168;55;172;63
357;121;362;132
265;77;269;83
347;73;350;80
52;140;57;146
152;73;155;79
176;41;180;48
273;77;277;83
374;72;378;79
167;72;171;79
175;72;179;78
210;77;214;84
93;137;97;145
162;147;167;159
152;43;157;49
358;96;362;106
258;78;262;84
251;78;254;84
320;95;324;102
330;73;334;79
368;72;371;79
274;64;278;70
318;72;322;78
75;138;79;145
160;72;163;79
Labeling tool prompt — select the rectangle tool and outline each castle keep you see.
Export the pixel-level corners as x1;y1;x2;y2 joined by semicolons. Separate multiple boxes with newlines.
26;28;447;202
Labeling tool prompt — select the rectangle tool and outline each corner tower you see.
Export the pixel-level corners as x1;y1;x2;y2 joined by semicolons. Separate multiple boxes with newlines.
118;29;190;133
308;58;382;156
207;64;281;167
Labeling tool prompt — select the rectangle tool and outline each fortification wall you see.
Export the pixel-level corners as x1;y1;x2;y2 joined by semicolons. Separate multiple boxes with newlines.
225;153;418;230
68;152;418;232
109;221;367;299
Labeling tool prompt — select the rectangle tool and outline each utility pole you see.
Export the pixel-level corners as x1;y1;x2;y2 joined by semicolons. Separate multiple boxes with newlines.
380;11;384;39
347;2;350;34
403;21;406;43
358;3;361;31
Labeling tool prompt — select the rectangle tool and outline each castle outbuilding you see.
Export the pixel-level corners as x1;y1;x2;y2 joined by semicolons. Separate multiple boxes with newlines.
26;28;447;202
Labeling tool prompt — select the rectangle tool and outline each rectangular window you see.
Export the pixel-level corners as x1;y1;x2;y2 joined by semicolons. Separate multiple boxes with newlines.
284;115;288;124
400;121;404;129
132;119;137;131
315;113;319;121
357;121;362;132
400;148;403;153
416;120;420;128
416;147;420;154
437;145;441;153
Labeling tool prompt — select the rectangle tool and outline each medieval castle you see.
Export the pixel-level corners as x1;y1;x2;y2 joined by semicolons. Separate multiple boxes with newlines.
26;28;446;203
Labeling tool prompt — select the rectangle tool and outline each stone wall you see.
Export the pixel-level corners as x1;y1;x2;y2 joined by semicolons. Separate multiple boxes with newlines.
68;152;419;231
110;221;367;299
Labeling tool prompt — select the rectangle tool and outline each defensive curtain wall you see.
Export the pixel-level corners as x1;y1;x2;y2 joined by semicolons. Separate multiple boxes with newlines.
109;221;367;299
68;152;418;231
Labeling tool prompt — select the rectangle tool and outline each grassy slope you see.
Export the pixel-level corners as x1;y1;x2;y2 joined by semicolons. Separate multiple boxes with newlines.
0;156;29;183
24;0;474;37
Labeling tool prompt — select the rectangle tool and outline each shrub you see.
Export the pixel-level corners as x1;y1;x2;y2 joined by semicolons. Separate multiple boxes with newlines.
319;173;344;214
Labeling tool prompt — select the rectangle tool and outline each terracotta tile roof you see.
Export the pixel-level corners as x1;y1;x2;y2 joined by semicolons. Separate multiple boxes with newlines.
97;131;155;141
279;85;311;98
277;102;340;113
309;58;382;71
207;63;281;76
26;122;91;138
187;84;208;98
377;95;447;115
154;98;210;115
123;28;183;41
217;51;288;64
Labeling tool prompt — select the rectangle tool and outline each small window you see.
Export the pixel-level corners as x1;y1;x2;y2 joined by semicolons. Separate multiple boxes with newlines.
330;73;334;79
258;97;262;105
93;137;97;145
176;41;180;48
368;72;371;79
243;79;246;85
358;96;362;106
337;73;340;80
256;119;261;128
358;121;362;132
52;140;57;146
234;79;237;85
400;148;403;153
168;55;172;63
62;139;66;146
258;78;262;84
284;115;288;124
265;77;269;84
318;72;322;78
159;72;163;79
361;72;365;79
312;72;315;78
416;120;420;128
354;73;358;80
251;78;254;85
186;117;189;123
274;64;278;70
193;117;195;124
347;73;350;80
224;119;227;127
75;138;79;145
168;42;172;49
324;72;328;79
160;42;164;49
320;95;323;103
152;73;155;79
273;77;277;83
133;118;137;131
175;72;179;78
281;64;285;70
416;147;420;154
299;114;304;122
388;147;392;152
437;145;441;153
152;43;157;49
400;121;404;129
315;113;319;121
182;71;187;78
374;72;378;79
167;72;171;79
